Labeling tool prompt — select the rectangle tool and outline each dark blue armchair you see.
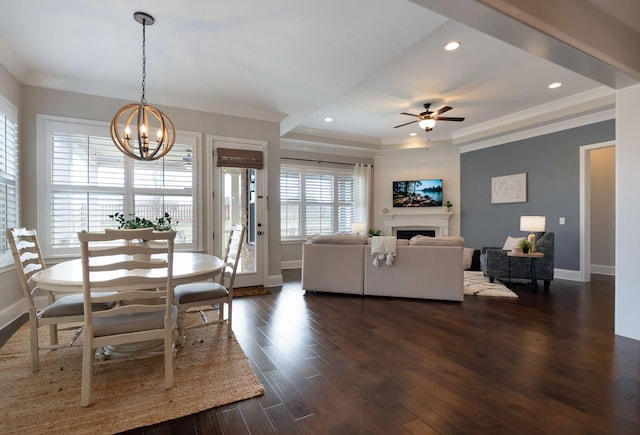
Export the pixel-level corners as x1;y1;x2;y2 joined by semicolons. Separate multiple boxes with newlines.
480;232;554;290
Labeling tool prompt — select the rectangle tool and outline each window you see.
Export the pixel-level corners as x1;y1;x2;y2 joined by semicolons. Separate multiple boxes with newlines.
280;165;354;239
0;97;19;268
39;116;199;256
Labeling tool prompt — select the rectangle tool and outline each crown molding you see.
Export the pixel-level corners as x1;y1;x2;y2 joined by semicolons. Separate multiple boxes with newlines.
458;108;615;154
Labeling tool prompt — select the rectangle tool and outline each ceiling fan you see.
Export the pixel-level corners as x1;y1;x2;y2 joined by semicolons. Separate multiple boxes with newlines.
394;103;465;131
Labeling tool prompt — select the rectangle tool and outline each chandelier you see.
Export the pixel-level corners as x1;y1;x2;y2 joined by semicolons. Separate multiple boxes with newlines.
110;12;175;161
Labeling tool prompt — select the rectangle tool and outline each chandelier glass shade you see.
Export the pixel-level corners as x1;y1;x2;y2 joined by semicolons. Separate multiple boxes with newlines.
418;118;436;130
110;12;175;161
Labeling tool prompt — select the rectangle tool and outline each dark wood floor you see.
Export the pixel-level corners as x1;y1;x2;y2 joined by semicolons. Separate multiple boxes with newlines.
4;271;639;434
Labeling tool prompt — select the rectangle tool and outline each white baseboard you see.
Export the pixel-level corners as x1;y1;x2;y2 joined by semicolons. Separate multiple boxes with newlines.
0;299;25;331
281;260;302;270
554;268;582;281
264;274;283;287
591;264;615;276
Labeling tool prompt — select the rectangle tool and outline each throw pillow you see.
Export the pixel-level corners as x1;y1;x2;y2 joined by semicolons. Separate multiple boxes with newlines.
502;236;524;251
463;247;474;270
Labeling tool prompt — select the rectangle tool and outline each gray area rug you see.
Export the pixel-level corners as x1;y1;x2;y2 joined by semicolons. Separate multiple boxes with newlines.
464;271;518;298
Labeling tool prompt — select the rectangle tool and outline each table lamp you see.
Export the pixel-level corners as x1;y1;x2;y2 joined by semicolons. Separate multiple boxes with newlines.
520;216;546;252
352;222;366;236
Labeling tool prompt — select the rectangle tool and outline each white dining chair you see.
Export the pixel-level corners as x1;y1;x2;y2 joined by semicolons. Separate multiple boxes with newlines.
6;227;115;372
77;228;177;407
174;225;245;340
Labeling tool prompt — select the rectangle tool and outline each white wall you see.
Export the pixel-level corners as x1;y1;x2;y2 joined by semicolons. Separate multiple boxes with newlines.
373;146;461;236
0;64;23;327
615;84;640;341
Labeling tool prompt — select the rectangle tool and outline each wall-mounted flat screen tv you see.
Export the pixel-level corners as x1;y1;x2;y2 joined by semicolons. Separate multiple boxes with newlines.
393;179;443;207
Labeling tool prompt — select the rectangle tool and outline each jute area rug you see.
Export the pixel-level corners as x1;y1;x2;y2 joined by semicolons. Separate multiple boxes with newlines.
0;314;264;435
233;285;270;298
464;270;518;298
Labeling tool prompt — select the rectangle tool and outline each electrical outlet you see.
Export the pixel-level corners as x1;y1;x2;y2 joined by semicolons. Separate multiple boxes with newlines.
559;217;566;225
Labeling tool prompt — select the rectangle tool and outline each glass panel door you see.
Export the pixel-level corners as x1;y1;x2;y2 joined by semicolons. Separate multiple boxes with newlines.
217;164;264;287
222;167;255;274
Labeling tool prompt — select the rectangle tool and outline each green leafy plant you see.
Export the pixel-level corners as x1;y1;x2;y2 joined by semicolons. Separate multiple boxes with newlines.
368;228;382;237
108;212;175;231
519;238;532;252
444;200;453;208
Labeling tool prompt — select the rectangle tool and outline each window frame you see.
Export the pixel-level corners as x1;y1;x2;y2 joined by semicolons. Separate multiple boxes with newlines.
0;95;19;269
37;115;202;258
280;164;354;241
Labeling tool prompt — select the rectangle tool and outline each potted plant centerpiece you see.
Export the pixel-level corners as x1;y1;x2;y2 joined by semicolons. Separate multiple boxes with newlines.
108;212;176;260
108;212;175;232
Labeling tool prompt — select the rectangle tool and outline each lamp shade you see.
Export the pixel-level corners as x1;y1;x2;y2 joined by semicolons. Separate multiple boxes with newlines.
352;222;367;233
520;215;546;232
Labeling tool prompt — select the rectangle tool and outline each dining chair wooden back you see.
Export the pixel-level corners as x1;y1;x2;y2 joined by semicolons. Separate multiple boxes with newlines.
7;227;93;372
77;228;177;407
174;225;246;340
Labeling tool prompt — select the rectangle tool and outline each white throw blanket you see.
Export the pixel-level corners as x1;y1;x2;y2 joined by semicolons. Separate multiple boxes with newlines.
371;236;397;267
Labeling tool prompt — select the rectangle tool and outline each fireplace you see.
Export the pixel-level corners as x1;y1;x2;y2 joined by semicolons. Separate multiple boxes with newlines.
396;229;436;239
381;210;452;237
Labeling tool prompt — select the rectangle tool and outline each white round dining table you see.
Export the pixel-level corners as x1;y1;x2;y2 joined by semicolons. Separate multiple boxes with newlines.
32;252;225;293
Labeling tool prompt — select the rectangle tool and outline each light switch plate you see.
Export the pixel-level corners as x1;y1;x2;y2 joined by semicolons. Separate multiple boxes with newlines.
559;217;566;225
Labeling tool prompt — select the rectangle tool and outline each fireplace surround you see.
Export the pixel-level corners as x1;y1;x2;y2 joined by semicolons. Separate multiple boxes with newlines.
381;210;452;237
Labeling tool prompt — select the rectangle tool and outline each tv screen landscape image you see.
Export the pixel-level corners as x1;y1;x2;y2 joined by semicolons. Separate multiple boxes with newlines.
393;179;443;207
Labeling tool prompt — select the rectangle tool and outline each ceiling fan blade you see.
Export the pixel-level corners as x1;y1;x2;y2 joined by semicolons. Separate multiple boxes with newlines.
400;112;421;118
434;116;465;122
433;106;453;116
393;120;419;128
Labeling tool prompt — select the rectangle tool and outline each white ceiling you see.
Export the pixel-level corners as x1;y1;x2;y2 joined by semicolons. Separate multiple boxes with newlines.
0;0;636;151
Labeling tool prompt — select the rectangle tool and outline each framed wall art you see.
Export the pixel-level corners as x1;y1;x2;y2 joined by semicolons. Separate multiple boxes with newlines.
491;173;527;204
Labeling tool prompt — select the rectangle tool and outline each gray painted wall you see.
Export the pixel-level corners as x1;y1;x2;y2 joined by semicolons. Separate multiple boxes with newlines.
460;120;615;271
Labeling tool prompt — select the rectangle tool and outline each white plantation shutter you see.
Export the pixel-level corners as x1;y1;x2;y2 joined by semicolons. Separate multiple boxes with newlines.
280;165;355;239
305;173;333;235
50;133;126;248
42;117;198;255
280;171;301;237
0;100;19;266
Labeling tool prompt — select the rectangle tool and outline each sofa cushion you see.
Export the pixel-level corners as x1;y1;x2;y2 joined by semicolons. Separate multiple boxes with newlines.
307;233;367;245
408;235;464;247
502;236;524;251
366;237;409;246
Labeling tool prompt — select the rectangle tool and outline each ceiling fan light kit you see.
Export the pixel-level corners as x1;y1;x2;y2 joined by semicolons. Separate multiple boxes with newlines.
418;118;436;130
110;12;176;161
394;103;465;133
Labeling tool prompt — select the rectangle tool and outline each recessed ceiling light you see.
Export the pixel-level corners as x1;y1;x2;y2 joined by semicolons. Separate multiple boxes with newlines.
548;82;562;89
410;132;417;136
444;41;460;51
324;117;333;122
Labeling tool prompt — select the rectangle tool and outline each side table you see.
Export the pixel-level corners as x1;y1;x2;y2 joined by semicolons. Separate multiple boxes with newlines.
507;251;544;287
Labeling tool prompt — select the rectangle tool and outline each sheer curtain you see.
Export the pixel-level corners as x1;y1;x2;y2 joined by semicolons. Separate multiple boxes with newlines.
353;163;372;233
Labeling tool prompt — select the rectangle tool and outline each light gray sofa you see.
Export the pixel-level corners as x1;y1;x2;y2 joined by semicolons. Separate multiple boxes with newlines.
302;234;464;301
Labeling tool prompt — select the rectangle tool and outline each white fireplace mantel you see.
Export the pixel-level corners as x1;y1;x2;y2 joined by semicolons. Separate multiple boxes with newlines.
381;210;452;237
